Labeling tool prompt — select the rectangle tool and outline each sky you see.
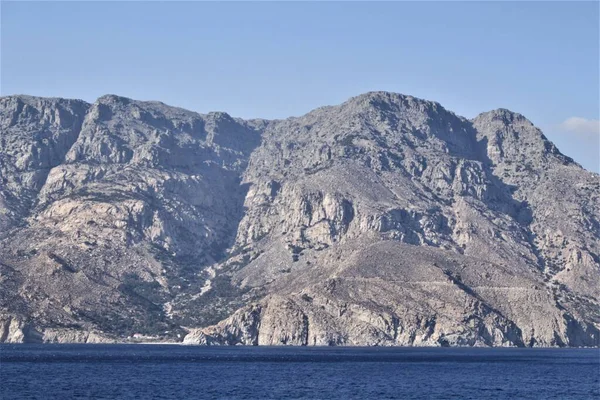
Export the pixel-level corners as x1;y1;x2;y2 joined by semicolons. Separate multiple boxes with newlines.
1;1;599;172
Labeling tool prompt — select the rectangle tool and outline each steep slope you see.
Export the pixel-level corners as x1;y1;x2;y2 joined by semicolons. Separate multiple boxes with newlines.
473;110;599;298
185;92;599;347
0;96;90;233
1;92;598;346
0;94;264;342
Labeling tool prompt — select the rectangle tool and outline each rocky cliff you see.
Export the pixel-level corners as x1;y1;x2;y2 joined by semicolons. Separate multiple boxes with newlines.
1;92;598;346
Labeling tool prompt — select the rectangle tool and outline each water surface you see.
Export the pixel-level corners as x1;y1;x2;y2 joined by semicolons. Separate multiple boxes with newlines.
1;345;598;399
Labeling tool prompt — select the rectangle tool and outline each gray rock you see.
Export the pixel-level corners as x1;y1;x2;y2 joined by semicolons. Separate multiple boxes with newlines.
1;91;598;346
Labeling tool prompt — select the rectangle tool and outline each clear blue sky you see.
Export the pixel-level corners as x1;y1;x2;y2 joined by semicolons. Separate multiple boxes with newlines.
2;1;599;171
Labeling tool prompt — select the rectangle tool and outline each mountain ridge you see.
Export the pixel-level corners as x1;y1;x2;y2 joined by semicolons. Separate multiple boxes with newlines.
2;91;551;133
1;91;598;346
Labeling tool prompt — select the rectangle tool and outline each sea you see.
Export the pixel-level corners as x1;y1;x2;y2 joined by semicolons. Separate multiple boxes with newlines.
1;345;598;399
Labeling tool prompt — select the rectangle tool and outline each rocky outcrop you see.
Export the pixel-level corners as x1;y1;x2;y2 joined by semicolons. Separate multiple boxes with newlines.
187;241;598;347
0;315;114;343
1;91;598;346
183;291;525;347
0;315;41;343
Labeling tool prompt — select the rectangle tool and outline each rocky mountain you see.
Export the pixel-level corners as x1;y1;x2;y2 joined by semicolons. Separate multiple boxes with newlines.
1;92;598;347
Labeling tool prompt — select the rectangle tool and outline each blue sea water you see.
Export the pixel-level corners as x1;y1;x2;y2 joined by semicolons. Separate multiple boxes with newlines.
0;345;598;399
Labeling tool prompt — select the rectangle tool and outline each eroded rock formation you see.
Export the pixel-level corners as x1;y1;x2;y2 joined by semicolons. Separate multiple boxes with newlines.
1;92;598;346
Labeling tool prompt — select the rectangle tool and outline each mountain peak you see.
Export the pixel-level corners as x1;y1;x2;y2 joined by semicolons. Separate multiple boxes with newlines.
472;108;576;168
96;94;133;105
473;108;531;126
0;94;89;107
348;91;441;109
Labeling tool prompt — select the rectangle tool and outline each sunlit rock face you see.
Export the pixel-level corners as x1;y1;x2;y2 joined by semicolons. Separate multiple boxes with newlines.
1;92;598;346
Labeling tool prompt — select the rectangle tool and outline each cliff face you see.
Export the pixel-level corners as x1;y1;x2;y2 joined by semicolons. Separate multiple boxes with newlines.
1;92;598;346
